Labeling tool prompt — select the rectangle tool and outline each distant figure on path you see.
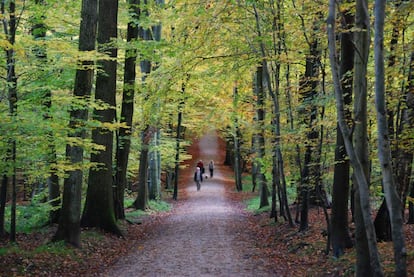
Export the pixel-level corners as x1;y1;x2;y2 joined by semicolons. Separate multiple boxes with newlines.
196;160;205;175
194;167;203;191
208;160;214;178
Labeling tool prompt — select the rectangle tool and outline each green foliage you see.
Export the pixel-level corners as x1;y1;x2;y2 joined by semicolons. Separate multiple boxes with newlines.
124;198;171;222
245;196;271;214
241;175;254;192
4;198;52;233
33;241;74;256
148;199;170;212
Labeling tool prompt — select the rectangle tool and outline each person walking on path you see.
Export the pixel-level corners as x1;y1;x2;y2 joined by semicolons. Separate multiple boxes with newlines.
208;160;214;178
193;166;203;191
196;160;205;175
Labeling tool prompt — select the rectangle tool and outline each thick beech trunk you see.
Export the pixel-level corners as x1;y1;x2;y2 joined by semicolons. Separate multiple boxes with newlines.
81;0;121;236
53;0;98;247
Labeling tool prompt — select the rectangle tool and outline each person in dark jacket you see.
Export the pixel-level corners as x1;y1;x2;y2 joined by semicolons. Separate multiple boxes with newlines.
208;160;214;178
194;167;203;191
196;160;205;175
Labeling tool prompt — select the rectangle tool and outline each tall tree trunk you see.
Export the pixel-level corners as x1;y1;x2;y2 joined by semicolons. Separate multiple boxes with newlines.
254;65;269;209
114;0;140;220
299;33;321;231
374;1;407;274
330;0;354;257
233;86;243;192
405;51;414;224
32;0;60;224
172;104;183;201
0;175;7;237
147;0;164;201
172;76;187;201
133;129;150;210
352;0;379;274
53;0;98;247
374;0;406;241
135;0;156;206
2;0;18;243
328;1;383;275
81;0;121;236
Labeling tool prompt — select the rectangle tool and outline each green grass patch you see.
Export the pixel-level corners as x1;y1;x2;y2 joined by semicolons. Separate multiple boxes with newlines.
125;199;171;222
33;241;74;256
148;200;170;212
245;196;271;214
4;202;50;234
0;244;19;256
241;175;254;192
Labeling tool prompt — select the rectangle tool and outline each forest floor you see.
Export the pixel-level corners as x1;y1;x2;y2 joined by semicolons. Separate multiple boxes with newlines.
1;131;414;276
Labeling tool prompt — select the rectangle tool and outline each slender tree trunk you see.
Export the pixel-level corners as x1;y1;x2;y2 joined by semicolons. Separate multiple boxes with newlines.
328;1;383;275
135;0;156;206
233;86;243;192
32;0;60;224
331;0;354;257
2;0;18;243
114;0;140;220
299;37;321;231
405;51;414;224
0;175;7;237
172;105;183;200
81;0;121;236
133;129;150;210
254;65;269;209
53;0;98;247
172;76;187;201
352;0;378;274
374;1;407;274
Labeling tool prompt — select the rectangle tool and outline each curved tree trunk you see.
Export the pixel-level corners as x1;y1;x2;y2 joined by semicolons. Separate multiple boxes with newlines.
328;1;383;275
374;1;407;274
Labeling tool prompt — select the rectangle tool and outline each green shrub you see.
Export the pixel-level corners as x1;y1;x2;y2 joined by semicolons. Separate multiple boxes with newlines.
4;202;50;233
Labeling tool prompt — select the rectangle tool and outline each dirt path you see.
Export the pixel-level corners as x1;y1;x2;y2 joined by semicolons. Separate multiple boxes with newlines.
103;131;278;277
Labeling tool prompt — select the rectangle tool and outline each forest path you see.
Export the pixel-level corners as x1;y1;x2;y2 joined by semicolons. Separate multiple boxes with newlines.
103;130;278;277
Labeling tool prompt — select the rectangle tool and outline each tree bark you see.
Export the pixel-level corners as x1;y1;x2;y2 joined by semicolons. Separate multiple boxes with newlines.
233;86;243;192
405;51;414;224
330;0;354;257
374;1;407;274
81;0;121;236
32;0;60;224
254;65;269;209
53;0;98;247
327;1;383;275
114;0;140;220
2;0;18;242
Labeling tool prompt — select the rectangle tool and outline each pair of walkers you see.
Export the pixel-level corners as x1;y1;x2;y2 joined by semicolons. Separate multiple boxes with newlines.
194;160;214;190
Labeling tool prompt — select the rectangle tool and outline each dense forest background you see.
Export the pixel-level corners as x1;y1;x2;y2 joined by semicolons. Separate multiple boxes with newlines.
0;0;413;276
